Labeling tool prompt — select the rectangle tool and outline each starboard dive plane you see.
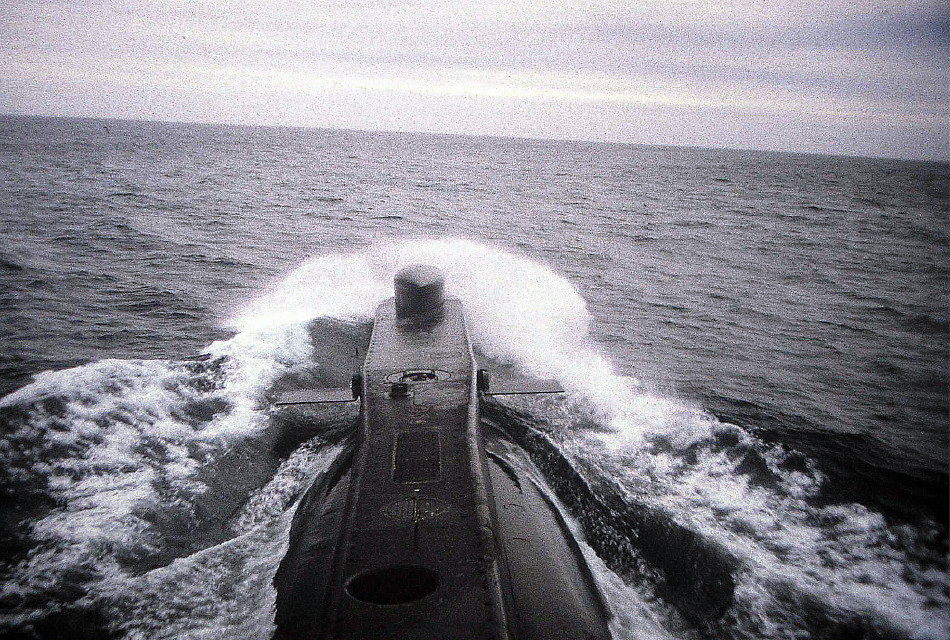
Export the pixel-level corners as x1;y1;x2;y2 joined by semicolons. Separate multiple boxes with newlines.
272;265;611;640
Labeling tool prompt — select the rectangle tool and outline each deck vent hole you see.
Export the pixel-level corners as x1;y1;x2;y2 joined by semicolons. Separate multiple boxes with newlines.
346;565;439;605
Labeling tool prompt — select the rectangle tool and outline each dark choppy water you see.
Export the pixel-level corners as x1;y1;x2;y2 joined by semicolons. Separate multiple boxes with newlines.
0;115;947;639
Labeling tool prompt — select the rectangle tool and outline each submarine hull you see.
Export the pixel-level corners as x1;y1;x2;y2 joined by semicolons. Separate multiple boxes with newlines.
273;291;610;639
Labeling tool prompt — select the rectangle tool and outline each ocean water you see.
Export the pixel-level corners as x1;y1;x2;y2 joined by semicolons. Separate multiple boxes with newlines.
0;115;947;639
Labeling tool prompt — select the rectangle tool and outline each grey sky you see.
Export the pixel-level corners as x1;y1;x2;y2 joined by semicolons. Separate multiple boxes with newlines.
2;0;947;160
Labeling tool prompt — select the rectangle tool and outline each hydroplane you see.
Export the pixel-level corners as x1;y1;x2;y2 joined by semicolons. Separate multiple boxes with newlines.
272;265;611;640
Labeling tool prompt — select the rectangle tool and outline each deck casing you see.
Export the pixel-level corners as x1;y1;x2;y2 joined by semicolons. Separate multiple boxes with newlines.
274;295;611;640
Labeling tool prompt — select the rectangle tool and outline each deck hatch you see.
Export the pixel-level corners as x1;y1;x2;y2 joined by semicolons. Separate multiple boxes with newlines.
346;565;440;605
392;431;441;483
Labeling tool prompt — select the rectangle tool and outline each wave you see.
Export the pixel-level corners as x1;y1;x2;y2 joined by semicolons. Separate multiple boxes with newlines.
1;238;946;639
0;255;25;272
220;239;950;638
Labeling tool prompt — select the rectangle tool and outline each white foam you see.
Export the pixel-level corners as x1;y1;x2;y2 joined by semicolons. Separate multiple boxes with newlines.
0;355;259;612
2;238;946;638
225;238;668;438
227;252;387;331
553;415;950;638
231;438;340;535
98;443;345;640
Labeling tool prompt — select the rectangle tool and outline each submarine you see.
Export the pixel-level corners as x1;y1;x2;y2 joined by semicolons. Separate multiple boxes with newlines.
272;265;611;640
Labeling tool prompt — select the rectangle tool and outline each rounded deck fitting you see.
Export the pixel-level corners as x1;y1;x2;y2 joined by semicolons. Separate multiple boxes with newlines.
395;265;445;323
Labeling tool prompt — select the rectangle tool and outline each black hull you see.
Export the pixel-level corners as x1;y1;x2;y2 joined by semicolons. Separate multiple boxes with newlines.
273;288;611;639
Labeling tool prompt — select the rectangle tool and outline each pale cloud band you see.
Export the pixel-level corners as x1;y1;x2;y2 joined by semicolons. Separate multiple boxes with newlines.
2;0;947;160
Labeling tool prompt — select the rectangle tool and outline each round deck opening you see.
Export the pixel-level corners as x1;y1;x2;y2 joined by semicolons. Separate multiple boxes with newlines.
346;565;439;605
385;369;451;383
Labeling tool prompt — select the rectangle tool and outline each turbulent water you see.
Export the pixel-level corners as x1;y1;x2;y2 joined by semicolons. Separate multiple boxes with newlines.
0;115;947;639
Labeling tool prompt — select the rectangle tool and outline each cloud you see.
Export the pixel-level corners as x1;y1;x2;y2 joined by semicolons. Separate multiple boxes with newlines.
1;0;946;159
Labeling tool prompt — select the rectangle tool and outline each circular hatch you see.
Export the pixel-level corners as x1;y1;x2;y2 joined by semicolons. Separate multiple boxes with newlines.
346;565;440;605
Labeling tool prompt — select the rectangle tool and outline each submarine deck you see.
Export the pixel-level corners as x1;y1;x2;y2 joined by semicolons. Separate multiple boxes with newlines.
274;291;611;640
320;298;509;639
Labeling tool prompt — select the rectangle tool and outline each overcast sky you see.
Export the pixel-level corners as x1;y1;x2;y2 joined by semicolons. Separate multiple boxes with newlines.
2;0;947;160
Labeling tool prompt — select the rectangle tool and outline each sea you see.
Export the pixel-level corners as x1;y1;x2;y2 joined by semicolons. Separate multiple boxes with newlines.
0;115;947;640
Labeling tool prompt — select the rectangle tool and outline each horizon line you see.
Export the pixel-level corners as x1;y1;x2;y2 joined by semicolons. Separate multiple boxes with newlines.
2;110;946;165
